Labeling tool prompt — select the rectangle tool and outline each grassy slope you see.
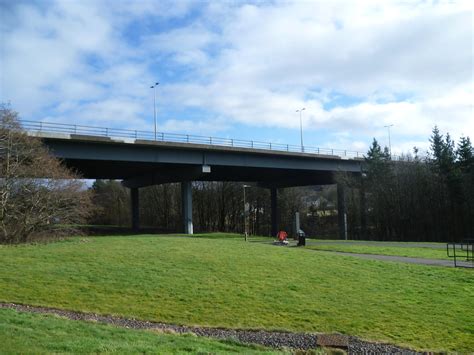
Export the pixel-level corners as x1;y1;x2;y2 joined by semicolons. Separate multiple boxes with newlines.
306;243;450;260
0;235;472;352
0;308;283;354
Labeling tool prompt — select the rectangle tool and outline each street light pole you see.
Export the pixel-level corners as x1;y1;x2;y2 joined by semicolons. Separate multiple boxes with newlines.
296;108;306;152
384;124;394;158
150;82;159;140
243;184;251;241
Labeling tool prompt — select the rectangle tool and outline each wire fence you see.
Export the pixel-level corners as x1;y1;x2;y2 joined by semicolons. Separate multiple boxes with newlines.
19;119;370;159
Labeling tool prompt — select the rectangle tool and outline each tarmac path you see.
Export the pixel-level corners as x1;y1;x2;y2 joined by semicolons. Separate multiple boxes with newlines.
306;240;446;249
314;249;472;268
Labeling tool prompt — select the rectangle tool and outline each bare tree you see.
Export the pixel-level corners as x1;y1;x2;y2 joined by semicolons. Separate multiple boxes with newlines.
0;106;91;243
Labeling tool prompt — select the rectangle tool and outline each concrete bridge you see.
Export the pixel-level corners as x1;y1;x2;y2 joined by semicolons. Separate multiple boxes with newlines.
24;120;363;237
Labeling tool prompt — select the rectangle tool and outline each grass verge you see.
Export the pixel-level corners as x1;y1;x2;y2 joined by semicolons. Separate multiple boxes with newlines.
306;242;450;260
0;234;472;352
0;308;283;354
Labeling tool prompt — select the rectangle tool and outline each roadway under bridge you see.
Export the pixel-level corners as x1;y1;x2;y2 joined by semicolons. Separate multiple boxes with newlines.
32;131;363;237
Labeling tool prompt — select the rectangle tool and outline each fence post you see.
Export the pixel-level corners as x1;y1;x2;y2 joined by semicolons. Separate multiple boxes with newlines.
105;128;108;137
187;135;189;143
231;139;234;147
287;144;289;151
209;137;212;144
269;143;272;149
251;141;254;148
74;125;77;134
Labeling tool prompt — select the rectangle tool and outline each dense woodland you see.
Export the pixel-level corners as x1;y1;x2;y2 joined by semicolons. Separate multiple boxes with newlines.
90;127;473;242
340;128;474;242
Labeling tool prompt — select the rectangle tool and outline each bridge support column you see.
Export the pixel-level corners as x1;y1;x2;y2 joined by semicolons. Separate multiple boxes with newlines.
360;179;367;239
337;183;346;240
271;188;278;237
181;181;193;234
131;187;140;232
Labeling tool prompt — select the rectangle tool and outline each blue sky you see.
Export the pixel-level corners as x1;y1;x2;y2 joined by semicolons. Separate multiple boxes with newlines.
1;0;472;155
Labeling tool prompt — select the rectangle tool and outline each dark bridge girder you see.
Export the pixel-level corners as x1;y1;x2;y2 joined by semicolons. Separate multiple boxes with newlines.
39;134;362;236
121;165;335;189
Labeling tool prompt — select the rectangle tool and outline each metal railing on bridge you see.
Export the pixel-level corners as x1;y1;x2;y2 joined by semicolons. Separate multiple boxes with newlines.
19;119;367;159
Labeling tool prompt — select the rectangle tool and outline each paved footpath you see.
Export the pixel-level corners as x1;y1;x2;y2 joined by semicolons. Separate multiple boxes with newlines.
306;240;446;249
273;240;472;267
321;250;472;268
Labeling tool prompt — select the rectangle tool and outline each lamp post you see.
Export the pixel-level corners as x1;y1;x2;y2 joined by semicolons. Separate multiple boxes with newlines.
384;124;394;158
296;108;306;152
150;82;159;140
243;184;251;241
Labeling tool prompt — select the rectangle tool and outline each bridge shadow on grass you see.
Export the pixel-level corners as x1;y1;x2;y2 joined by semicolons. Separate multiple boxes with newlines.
74;225;177;237
166;233;277;245
74;228;277;243
178;233;273;242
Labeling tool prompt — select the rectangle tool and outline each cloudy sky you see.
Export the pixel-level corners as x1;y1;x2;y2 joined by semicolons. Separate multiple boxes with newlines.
1;0;472;155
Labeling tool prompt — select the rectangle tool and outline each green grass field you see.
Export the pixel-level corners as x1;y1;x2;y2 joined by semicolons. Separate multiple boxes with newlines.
0;234;473;352
306;241;450;260
0;308;283;354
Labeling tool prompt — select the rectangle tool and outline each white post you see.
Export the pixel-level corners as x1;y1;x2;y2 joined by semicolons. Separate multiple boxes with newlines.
344;212;348;240
295;212;300;237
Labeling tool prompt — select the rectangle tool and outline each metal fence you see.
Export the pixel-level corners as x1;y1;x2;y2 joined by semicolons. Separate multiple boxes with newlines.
447;240;474;268
19;119;368;159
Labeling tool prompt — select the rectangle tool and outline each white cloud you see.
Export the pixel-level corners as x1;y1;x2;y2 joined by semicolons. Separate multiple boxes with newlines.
160;118;230;135
1;0;472;155
160;0;473;152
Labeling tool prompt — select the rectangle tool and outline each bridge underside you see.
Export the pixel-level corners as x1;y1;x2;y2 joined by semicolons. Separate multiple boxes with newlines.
63;158;335;188
42;136;361;237
65;157;351;237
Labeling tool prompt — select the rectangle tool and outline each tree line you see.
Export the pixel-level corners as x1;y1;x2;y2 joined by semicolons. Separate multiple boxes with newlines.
2;105;472;243
91;180;304;236
340;128;473;242
0;106;91;243
75;127;474;242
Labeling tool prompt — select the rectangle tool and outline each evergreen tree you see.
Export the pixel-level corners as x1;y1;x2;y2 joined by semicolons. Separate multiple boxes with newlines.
429;126;459;177
429;126;444;169
366;139;384;161
365;139;390;177
457;136;473;173
429;126;443;160
442;133;457;173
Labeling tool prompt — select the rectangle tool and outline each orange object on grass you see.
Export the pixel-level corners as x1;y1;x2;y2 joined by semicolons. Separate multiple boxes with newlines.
277;230;288;241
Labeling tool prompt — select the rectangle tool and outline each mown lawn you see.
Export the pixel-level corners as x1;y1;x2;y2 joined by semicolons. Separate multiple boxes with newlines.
0;234;473;352
0;308;283;354
306;242;450;260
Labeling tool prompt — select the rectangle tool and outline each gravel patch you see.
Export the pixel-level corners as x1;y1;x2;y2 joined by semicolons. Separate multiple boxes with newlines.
348;337;420;354
0;302;421;353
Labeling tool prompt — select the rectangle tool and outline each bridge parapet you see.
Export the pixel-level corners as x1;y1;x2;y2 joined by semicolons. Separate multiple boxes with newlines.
20;119;368;160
